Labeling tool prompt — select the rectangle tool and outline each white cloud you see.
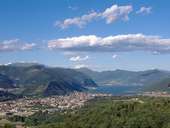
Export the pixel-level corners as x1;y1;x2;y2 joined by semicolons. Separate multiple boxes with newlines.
48;35;99;49
70;55;89;61
55;11;98;29
48;34;170;53
74;64;88;69
0;39;36;52
136;6;152;14
21;43;36;50
101;5;132;24
112;54;118;59
55;4;133;29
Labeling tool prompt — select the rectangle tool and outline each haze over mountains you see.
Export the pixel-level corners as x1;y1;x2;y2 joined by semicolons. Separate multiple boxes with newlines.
77;68;170;86
0;63;97;97
0;62;170;100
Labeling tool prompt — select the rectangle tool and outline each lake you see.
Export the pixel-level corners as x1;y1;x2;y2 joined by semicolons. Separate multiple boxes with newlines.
92;85;142;96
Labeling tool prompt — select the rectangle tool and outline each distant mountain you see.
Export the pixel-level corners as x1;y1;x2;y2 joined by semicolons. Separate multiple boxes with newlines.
0;90;20;101
144;77;170;92
1;62;169;97
0;74;15;89
77;68;170;86
44;81;85;96
0;63;97;96
9;62;40;67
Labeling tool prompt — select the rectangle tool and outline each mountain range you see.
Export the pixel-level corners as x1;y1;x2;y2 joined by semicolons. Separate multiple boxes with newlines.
0;73;15;89
0;62;170;99
0;63;97;97
77;68;170;87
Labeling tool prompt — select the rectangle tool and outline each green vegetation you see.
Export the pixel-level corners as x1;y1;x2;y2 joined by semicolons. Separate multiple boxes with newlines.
0;74;15;89
0;91;19;102
19;97;170;128
1;63;170;98
0;63;97;97
25;111;65;126
145;77;170;92
78;68;170;86
0;119;15;128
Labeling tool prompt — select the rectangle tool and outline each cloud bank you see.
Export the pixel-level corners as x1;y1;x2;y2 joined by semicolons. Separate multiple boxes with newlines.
0;39;36;52
48;34;170;53
55;4;133;29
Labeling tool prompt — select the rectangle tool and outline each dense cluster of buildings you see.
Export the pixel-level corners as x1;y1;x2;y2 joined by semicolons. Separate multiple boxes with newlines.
0;92;111;117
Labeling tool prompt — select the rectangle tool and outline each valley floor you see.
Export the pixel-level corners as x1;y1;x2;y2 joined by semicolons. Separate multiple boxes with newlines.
1;92;170;128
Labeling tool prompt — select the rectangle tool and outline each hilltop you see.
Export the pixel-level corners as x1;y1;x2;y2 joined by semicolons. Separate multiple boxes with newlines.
77;68;170;86
0;63;97;97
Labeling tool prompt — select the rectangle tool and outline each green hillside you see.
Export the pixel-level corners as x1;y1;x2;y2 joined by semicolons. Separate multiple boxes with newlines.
78;68;170;86
0;73;15;89
145;77;170;92
22;97;170;128
0;63;97;96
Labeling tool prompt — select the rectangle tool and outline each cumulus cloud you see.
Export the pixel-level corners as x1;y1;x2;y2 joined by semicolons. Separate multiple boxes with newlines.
55;11;98;29
0;39;36;52
21;43;36;50
69;55;89;61
55;4;133;29
101;4;132;24
136;6;152;14
48;34;170;53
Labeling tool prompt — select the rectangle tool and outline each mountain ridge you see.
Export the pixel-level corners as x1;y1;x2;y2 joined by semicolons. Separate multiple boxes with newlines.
1;62;170;97
0;63;97;97
77;68;170;86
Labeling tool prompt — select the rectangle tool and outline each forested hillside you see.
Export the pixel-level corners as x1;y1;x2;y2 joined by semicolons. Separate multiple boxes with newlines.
22;97;170;128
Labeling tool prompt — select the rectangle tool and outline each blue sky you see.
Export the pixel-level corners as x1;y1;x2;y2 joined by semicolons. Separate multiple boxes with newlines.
0;0;170;71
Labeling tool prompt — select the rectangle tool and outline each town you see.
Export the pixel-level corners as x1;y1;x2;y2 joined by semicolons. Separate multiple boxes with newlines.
0;92;111;117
